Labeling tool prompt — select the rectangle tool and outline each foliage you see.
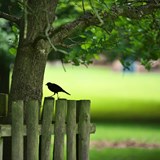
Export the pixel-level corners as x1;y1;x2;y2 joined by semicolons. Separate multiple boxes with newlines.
0;19;15;67
51;0;160;69
106;12;160;70
1;0;160;69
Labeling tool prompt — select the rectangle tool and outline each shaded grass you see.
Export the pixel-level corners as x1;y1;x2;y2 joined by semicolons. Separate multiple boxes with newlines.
90;123;160;143
44;63;160;120
90;122;160;160
90;148;160;160
89;123;160;160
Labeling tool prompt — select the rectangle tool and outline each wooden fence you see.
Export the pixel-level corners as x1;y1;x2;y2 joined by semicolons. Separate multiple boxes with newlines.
0;94;96;160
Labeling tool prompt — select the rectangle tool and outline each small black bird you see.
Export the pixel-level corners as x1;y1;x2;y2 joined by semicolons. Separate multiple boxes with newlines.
46;82;70;98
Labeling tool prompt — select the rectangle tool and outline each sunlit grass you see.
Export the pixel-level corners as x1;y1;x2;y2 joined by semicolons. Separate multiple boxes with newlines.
43;62;160;120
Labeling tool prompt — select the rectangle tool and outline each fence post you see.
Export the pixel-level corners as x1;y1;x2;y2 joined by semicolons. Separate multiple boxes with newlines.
53;99;67;160
41;97;54;160
0;98;95;160
0;93;8;118
77;100;90;160
67;100;77;160
26;100;39;160
12;101;24;160
0;93;11;160
0;138;3;160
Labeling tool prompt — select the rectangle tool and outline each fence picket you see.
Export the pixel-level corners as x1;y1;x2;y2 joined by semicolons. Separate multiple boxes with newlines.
41;97;54;160
0;93;8;117
77;100;90;160
12;101;24;160
53;99;67;160
0;98;95;160
26;100;39;160
67;100;77;160
0;138;3;160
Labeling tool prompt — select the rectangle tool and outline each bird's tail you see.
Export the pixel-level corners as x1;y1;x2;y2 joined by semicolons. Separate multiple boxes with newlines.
63;90;71;95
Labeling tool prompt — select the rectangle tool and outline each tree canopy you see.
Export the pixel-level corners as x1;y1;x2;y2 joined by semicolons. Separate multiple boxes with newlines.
1;0;160;69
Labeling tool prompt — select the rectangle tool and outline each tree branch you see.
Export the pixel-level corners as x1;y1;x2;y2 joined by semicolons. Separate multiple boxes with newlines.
112;3;160;19
51;12;96;44
0;11;20;25
32;12;96;46
51;3;160;44
33;2;160;46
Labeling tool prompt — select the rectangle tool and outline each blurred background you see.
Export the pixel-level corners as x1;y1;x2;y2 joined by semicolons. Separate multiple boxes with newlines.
44;59;160;122
43;59;160;160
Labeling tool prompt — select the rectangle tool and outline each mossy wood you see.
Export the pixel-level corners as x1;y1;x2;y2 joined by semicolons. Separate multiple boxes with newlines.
53;99;67;160
0;138;3;160
67;100;77;160
77;100;91;160
0;98;96;160
26;100;39;160
11;101;24;160
41;98;54;160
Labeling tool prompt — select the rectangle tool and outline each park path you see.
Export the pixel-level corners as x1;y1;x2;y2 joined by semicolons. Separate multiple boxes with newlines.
90;140;160;149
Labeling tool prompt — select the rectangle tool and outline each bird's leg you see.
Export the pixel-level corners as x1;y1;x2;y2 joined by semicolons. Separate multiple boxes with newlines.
57;93;59;99
50;93;55;97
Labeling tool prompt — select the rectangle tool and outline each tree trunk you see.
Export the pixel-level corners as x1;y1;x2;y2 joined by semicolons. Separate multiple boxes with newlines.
0;66;10;94
10;40;49;108
5;1;58;160
9;0;58;112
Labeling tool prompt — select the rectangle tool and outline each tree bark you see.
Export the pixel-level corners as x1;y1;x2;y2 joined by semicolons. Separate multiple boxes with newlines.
10;38;49;103
9;0;58;112
0;66;10;94
6;1;58;160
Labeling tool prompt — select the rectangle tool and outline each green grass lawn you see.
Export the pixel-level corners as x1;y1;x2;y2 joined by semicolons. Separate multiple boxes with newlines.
89;122;160;160
43;63;160;120
90;123;160;143
90;148;160;160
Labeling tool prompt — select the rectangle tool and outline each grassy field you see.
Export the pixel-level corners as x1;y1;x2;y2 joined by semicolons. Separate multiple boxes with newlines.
89;122;160;160
43;63;160;160
90;123;160;143
43;62;160;120
90;148;160;160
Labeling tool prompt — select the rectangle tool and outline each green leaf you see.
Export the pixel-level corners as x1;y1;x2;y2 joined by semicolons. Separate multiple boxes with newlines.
9;47;17;55
12;25;19;34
